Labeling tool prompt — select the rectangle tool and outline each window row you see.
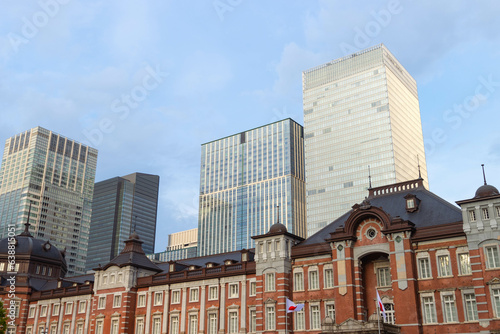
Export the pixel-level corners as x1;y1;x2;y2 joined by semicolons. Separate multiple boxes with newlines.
293;267;334;291
28;300;87;318
417;251;472;279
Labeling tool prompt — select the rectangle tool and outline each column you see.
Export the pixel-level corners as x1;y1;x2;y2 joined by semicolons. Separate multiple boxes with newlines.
240;281;247;334
84;298;91;333
181;287;187;334
70;301;77;333
145;291;152;333
162;286;170;334
219;283;226;334
200;286;206;334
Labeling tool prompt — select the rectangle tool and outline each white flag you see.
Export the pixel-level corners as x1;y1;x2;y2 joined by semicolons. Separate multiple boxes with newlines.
286;298;304;313
376;290;387;321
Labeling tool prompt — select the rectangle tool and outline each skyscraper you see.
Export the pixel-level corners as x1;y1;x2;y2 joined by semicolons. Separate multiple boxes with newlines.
86;172;159;270
0;126;98;275
303;44;428;236
198;118;306;256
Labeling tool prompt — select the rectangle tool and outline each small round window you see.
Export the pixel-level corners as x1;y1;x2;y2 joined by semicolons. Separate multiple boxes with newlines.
366;228;377;240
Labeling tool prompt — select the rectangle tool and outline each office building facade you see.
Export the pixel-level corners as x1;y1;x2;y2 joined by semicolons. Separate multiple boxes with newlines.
86;172;159;270
0;126;97;275
198;118;306;256
303;44;428;235
147;228;198;262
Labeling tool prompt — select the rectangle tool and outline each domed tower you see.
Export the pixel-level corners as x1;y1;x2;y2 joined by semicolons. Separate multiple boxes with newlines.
0;221;67;280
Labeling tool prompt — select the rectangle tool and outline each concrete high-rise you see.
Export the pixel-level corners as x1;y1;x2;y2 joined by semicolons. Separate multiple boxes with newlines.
86;172;159;270
0;126;98;275
198;118;306;256
303;44;428;236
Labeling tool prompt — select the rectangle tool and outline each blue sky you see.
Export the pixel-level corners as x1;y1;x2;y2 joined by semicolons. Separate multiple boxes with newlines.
1;1;499;252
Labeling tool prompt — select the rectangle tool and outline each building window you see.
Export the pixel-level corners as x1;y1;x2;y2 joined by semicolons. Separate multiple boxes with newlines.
496;206;500;218
78;301;86;313
294;271;304;291
324;268;334;288
437;255;452;277
485;245;500;268
28;306;35;318
76;323;84;334
228;311;238;333
136;319;145;334
154;291;163;305
208;313;218;334
208;286;218;300
377;267;391;287
469;210;476;222
442;294;458;323
310;305;321;329
138;294;146;307
189;288;199;302
40;305;48;317
63;324;70;334
418;257;432;279
118;273;123;282
53;304;60;316
170;315;179;334
65;302;73;315
50;324;57;334
266;273;275;291
113;295;121;308
152;317;161;334
463;293;478;321
249;281;256;296
229;283;239;298
266;305;275;330
482;208;490;220
111;319;119;334
103;275;108;284
172;290;181;304
295;309;305;330
383;303;395;324
309;270;319;290
492;287;500;318
458;252;472;275
110;274;116;283
326;303;335;322
95;320;104;334
98;296;106;309
189;314;198;334
26;328;33;334
422;295;437;323
249;309;257;333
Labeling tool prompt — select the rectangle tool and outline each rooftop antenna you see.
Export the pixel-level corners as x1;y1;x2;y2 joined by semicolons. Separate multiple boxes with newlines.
482;164;487;185
132;215;137;234
21;201;33;236
276;204;280;224
368;165;372;189
417;155;422;179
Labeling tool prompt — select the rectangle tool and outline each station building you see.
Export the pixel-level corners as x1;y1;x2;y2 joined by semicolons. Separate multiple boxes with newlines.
1;178;500;334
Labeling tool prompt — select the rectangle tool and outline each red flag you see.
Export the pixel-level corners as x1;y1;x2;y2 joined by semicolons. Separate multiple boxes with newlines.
286;298;304;313
376;290;387;321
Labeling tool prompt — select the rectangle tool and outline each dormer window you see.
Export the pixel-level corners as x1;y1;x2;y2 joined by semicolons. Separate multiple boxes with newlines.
404;194;420;213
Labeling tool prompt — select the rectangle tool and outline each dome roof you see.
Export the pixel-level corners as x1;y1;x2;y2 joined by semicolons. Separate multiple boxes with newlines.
268;223;287;234
474;184;499;199
0;230;66;264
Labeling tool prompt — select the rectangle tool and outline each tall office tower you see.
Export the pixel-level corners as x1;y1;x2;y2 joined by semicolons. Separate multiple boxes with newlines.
86;173;159;270
0;126;98;275
303;44;428;236
198;118;306;257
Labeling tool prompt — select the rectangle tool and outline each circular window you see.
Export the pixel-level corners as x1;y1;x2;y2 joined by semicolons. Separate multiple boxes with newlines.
366;228;377;239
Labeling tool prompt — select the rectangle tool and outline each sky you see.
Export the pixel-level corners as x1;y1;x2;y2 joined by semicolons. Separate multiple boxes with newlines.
1;0;499;253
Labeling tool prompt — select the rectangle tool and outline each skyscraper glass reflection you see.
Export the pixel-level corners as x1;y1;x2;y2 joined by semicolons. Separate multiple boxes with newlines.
303;44;428;236
0;126;98;275
198;119;306;256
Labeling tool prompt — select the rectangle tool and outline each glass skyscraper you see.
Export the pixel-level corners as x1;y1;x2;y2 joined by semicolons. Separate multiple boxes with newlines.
198;118;306;256
86;172;159;270
0;126;98;275
303;44;428;236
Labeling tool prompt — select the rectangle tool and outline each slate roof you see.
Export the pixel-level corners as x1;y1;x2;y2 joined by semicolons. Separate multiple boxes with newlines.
301;181;462;246
155;250;254;275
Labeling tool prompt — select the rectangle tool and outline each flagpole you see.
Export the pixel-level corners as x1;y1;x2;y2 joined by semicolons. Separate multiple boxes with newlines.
286;309;288;334
376;291;381;334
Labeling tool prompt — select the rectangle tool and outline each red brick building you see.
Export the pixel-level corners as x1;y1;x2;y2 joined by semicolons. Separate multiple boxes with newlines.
1;178;500;333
